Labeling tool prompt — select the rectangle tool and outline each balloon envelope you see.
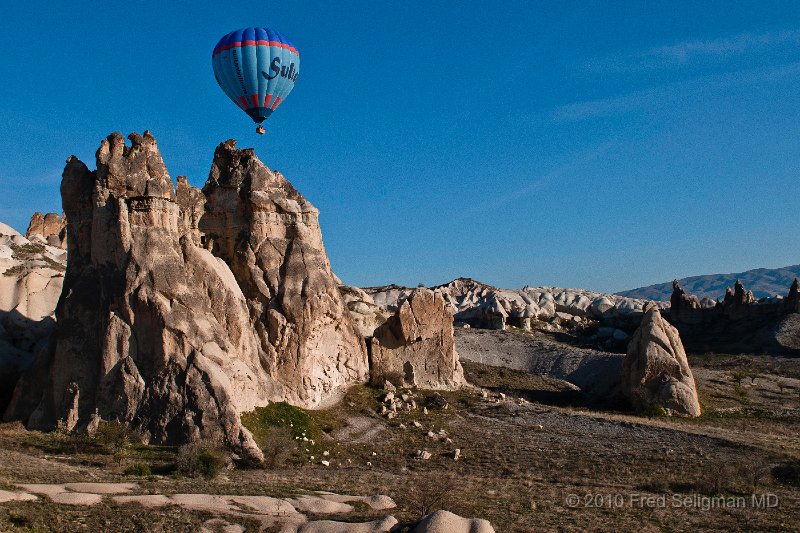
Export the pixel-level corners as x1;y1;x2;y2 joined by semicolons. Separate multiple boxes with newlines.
212;27;300;125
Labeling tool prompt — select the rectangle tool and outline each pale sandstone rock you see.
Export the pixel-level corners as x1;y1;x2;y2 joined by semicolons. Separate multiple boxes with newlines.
4;133;368;460
298;517;398;533
112;494;172;507
314;492;396;511
0;223;21;237
25;212;66;249
201;140;368;408
412;510;496;533
622;303;701;416
286;495;354;514
364;278;656;331
201;518;245;533
62;482;137;494
0;490;37;503
16;484;67;497
0;228;65;409
49;492;103;506
370;288;464;389
339;285;390;338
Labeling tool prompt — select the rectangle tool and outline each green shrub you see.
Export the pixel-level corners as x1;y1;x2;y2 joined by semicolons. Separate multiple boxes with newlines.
241;402;314;443
175;444;227;479
638;404;667;418
260;427;298;468
124;463;152;477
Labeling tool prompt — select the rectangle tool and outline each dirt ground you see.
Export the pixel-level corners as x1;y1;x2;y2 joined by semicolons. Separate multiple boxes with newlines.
1;330;799;532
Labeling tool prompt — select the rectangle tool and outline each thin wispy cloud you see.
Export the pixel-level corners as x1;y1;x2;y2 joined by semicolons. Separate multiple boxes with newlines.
459;140;617;216
582;28;800;73
553;60;800;122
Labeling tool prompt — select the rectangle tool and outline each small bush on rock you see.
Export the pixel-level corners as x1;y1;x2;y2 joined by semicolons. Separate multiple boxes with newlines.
176;444;227;479
260;427;298;468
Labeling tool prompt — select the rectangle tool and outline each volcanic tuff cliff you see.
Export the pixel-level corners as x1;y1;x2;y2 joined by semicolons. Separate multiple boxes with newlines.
4;132;368;459
0;224;65;412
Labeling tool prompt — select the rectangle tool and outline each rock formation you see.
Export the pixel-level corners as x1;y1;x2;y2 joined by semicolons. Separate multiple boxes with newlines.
0;224;65;413
25;212;66;249
370;288;464;389
339;285;390;338
199;140;369;407
4;132;368;459
668;279;800;354
789;278;800;313
365;278;655;335
621;264;800;301
412;510;495;533
623;303;701;416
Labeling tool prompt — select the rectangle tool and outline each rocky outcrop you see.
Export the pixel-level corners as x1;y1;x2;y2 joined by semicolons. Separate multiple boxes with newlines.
620;264;800;301
365;278;655;335
623;303;701;416
668;279;800;354
25;212;66;249
0;224;65;413
200;140;368;407
4;132;368;459
339;285;390;338
412;510;495;533
788;279;800;315
370;288;464;389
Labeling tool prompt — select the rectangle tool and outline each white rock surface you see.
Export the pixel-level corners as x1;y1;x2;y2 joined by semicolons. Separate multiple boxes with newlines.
298;517;398;533
0;489;37;503
362;278;661;331
623;303;701;416
412;510;496;533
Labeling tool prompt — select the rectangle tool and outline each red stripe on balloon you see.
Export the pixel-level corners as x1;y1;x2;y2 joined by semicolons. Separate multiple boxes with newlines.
271;97;282;110
238;96;250;109
250;94;259;108
213;41;299;56
263;94;273;108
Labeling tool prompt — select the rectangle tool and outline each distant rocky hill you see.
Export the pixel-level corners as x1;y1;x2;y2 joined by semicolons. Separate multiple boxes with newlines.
619;264;800;301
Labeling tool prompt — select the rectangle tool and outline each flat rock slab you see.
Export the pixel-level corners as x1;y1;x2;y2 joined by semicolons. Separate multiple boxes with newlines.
17;484;66;497
228;495;298;515
50;492;104;506
112;494;172;507
286;495;353;514
63;482;138;494
298;516;398;533
171;494;240;514
314;492;396;511
0;490;37;503
201;518;245;533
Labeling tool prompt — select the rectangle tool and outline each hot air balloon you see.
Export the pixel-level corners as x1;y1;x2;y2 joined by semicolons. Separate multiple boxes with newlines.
212;27;300;135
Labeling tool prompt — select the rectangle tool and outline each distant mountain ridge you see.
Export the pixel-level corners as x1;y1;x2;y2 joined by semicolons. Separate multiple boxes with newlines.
618;264;800;301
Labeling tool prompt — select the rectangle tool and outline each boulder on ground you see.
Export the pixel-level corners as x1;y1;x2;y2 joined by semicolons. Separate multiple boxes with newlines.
622;303;701;416
412;510;496;533
370;288;464;389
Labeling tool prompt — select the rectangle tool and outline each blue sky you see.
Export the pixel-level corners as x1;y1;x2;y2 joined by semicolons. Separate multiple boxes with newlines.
1;1;799;293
